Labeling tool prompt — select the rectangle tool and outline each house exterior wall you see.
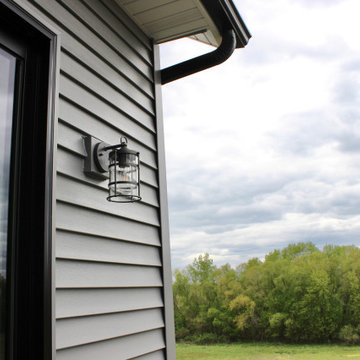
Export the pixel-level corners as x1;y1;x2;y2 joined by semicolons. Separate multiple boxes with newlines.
12;0;175;358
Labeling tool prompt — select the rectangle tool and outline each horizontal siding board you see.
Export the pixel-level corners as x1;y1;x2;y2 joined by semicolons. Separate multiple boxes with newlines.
131;350;165;360
80;0;152;65
56;329;165;360
58;83;156;152
59;0;153;78
138;166;159;193
57;103;158;169
60;31;154;107
56;175;160;226
55;145;155;184
56;230;162;266
59;74;156;139
56;202;160;246
60;51;155;123
56;309;164;349
24;0;169;356
58;0;152;80
56;288;164;319
32;0;154;97
56;150;159;206
57;122;87;157
56;259;163;288
57;166;159;209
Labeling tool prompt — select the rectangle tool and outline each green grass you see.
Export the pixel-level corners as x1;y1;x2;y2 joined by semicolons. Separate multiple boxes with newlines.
176;343;360;360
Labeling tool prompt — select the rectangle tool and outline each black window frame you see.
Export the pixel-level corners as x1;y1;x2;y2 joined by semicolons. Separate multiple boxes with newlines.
0;1;56;359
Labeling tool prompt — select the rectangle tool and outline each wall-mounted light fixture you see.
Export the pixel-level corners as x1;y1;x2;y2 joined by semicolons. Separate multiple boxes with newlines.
84;135;141;203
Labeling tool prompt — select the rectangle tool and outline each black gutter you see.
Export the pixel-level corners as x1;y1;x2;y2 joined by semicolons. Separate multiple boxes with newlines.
201;0;251;48
160;28;236;85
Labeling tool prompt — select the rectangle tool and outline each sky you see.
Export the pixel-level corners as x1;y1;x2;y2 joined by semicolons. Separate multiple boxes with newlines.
159;0;360;269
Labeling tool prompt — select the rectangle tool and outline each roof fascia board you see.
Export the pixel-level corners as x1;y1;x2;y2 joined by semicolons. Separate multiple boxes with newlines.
220;0;252;47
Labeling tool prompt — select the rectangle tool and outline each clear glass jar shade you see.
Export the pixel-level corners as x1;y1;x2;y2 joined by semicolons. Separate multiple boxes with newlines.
107;151;141;202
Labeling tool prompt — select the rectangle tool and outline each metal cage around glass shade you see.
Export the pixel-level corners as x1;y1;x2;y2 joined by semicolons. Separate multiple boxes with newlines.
107;138;141;203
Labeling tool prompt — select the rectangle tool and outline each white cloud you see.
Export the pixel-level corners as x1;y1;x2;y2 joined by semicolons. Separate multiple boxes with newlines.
160;0;360;269
170;212;360;268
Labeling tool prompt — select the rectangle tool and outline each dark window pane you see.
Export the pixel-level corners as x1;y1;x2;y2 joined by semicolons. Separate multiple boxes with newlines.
0;46;16;359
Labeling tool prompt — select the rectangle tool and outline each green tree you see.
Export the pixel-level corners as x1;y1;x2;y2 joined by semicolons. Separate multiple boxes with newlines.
173;243;360;344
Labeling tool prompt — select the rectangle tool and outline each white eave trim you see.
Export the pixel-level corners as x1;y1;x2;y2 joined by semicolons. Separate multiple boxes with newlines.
115;0;250;48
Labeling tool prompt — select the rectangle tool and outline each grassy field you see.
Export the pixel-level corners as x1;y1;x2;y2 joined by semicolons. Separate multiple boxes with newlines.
176;343;360;360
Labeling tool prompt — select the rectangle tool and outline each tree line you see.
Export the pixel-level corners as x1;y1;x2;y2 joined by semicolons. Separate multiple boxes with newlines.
173;242;360;344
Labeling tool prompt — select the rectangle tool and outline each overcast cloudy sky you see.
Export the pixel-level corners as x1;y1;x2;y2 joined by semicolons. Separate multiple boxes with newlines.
159;0;360;269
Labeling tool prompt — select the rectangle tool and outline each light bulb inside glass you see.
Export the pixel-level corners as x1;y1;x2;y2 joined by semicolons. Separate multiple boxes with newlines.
106;141;141;202
109;164;138;197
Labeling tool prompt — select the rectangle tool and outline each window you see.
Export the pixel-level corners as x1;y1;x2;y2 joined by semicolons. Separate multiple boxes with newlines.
0;1;56;358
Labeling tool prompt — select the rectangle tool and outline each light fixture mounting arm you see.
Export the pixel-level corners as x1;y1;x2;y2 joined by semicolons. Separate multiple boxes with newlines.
94;137;130;173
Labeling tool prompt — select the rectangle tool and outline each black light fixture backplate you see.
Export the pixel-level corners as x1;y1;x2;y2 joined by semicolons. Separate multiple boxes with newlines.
83;135;110;180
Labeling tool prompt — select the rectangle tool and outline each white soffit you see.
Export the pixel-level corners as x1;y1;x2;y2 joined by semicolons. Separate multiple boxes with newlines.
115;0;222;46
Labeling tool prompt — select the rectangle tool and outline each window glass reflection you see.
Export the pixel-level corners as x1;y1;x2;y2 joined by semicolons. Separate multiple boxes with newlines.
0;46;16;359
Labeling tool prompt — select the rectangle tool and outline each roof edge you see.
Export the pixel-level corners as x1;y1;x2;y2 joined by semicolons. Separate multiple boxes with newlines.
199;0;251;48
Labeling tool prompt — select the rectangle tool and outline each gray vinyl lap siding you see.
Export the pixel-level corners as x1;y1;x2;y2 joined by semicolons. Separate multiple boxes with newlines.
24;0;170;358
56;330;166;360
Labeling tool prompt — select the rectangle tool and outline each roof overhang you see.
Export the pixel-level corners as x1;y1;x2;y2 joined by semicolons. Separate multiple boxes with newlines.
116;0;251;48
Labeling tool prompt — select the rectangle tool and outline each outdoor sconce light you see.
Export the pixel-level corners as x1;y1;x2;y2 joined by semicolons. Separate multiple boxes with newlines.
84;135;141;203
